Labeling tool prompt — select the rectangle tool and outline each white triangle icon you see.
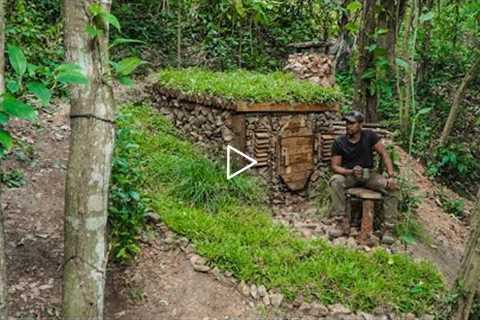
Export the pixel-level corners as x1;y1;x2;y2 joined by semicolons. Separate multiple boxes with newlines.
227;145;258;180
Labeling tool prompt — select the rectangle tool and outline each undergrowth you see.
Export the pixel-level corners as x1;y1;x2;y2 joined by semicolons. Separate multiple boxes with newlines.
109;103;445;314
156;68;343;104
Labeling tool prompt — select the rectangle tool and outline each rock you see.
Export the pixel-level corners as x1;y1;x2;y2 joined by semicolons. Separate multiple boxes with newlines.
328;228;344;239
239;281;250;297
262;295;270;306
257;285;267;297
270;293;284;307
368;235;381;247
299;302;311;312
333;237;348;246
404;313;416;320
192;264;210;273
309;302;329;317
358;312;375;320
382;234;395;245
346;237;358;249
329;303;351;315
421;315;435;320
250;284;258;299
190;255;210;272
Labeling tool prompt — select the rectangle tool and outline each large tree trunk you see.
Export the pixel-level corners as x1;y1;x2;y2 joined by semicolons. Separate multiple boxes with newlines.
0;0;7;318
63;0;115;319
439;54;480;147
353;0;377;122
450;188;480;319
378;0;397;69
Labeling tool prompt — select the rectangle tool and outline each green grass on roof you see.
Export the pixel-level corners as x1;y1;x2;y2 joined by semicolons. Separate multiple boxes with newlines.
156;68;342;104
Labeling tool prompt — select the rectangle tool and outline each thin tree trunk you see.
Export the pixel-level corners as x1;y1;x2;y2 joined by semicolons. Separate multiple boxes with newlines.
353;0;377;122
439;54;480;147
63;0;115;319
0;0;7;318
177;3;182;68
450;188;480;319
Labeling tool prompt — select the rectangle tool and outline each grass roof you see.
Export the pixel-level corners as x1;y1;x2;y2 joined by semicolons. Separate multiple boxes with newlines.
156;68;342;104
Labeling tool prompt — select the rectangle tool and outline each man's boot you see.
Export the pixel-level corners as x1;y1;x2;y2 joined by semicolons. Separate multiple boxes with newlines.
382;222;395;245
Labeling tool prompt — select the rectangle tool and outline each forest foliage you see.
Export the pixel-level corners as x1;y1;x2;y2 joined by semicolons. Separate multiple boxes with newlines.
4;0;479;196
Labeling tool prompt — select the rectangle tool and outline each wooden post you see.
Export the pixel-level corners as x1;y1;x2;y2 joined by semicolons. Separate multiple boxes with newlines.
359;199;374;245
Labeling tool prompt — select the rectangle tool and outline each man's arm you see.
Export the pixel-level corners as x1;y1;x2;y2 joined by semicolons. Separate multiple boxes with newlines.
331;155;354;176
373;141;395;177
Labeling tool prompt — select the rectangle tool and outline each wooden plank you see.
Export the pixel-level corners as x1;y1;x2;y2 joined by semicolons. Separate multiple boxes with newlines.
347;187;383;200
236;102;340;113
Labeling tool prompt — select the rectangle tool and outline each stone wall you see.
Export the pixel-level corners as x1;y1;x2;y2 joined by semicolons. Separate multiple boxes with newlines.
150;92;338;205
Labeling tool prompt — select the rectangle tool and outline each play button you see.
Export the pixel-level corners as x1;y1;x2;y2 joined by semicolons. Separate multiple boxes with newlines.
226;145;257;180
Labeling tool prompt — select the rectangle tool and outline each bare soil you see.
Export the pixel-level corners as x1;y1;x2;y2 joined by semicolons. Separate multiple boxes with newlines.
2;90;473;319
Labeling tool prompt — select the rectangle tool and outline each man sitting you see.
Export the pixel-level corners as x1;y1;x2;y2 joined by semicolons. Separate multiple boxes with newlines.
329;111;399;244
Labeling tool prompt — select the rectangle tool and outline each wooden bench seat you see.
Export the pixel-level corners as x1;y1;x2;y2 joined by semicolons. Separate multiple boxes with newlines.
346;187;383;245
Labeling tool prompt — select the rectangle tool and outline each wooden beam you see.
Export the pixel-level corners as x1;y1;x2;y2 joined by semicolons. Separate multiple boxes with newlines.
236;102;340;113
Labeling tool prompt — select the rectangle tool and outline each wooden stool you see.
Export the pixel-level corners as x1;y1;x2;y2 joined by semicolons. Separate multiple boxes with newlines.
346;187;383;245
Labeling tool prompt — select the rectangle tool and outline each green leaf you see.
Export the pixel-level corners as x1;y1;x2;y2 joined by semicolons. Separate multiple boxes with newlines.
27;63;38;77
419;11;433;22
88;3;104;16
85;25;100;38
56;71;89;85
3;97;37;121
400;233;416;245
0;129;12;150
109;38;146;49
6;79;20;94
105;13;121;32
55;64;82;73
395;58;410;70
0;112;10;125
347;1;362;13
118;76;134;86
233;0;246;18
27;82;52;106
416;107;432;116
114;57;144;76
7;45;27;77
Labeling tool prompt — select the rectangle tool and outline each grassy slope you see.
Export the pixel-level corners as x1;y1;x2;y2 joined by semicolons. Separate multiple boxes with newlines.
156;68;342;104
110;104;445;315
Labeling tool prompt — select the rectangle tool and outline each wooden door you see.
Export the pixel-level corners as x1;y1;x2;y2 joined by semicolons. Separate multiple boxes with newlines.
278;117;315;191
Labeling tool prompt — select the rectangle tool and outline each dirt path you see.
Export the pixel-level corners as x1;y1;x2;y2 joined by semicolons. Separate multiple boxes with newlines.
1;89;471;319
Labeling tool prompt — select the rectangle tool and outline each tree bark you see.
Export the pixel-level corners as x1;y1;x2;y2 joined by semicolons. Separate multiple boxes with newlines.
333;0;354;72
353;0;377;122
439;54;480;146
450;188;480;319
0;0;7;318
63;1;115;319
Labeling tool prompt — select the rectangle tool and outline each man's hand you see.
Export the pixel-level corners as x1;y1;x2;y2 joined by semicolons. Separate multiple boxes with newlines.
385;177;398;190
352;165;363;178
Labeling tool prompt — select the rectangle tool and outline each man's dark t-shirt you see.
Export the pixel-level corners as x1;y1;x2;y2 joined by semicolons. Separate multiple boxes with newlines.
331;129;381;169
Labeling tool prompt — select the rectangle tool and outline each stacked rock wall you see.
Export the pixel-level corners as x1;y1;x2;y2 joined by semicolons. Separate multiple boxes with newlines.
150;90;338;205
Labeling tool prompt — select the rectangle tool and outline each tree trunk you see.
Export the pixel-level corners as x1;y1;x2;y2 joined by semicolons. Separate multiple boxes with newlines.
439;54;480;146
450;188;480;319
63;1;115;319
333;0;354;72
353;0;377;122
0;0;7;318
378;0;397;69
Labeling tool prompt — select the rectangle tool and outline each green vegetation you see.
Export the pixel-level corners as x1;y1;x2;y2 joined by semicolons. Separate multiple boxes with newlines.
110;104;444;314
156;68;342;104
